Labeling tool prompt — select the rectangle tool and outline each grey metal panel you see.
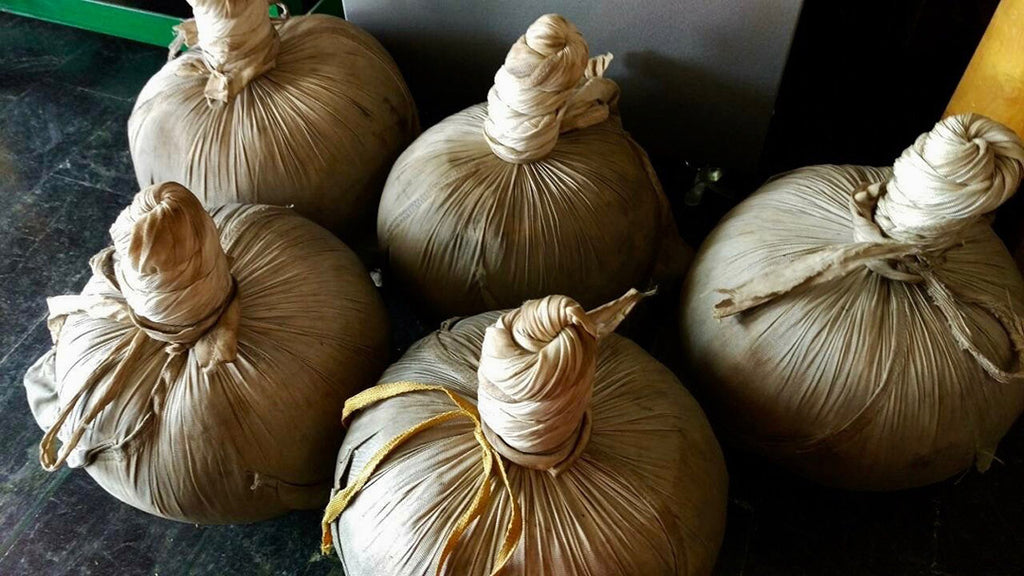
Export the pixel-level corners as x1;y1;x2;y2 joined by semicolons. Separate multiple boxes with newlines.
343;0;803;178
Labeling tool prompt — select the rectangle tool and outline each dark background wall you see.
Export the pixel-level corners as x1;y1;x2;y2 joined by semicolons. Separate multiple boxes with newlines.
341;0;1001;244
762;0;1023;251
687;0;999;241
340;0;803;195
762;0;1000;176
110;0;1000;196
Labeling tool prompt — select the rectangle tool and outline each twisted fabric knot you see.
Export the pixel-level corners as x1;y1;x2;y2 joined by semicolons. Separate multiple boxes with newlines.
483;14;620;163
108;183;239;370
111;182;233;336
876;113;1024;242
173;0;281;103
477;289;647;474
714;114;1024;386
717;114;1024;321
37;183;240;471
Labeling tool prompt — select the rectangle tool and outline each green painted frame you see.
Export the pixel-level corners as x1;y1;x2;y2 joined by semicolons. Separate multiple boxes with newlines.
0;0;343;47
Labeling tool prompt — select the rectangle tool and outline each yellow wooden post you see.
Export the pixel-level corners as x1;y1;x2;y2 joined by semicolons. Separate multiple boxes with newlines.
945;0;1024;138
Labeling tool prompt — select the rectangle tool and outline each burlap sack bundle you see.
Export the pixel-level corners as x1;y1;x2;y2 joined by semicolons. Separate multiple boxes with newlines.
25;182;388;523
377;14;687;318
681;114;1024;490
129;0;418;239
322;290;727;575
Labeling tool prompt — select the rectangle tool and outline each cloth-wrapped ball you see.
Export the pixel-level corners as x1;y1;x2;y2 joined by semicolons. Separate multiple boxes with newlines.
681;114;1024;490
322;290;727;575
129;0;418;239
24;182;389;523
377;14;687;318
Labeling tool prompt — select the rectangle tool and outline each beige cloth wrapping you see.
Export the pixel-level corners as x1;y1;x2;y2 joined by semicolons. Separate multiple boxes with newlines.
681;114;1024;490
377;14;688;318
328;291;727;575
24;183;389;523
129;0;419;239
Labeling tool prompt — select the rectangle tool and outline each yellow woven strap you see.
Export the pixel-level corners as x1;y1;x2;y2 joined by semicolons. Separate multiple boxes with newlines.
320;381;522;575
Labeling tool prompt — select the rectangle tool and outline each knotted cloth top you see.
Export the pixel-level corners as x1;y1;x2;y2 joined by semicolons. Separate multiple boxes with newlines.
476;289;647;473
876;113;1024;242
713;113;1024;385
110;182;234;341
483;14;620;163
173;0;281;103
321;288;650;570
38;182;240;471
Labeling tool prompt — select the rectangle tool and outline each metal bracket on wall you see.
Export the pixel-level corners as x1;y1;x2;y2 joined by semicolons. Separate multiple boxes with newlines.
0;0;343;47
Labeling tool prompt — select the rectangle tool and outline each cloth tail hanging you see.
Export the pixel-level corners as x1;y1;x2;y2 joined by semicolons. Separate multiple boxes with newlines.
37;183;240;471
714;114;1024;385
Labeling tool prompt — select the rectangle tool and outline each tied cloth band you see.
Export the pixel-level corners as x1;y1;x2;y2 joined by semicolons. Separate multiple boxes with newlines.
714;115;1024;386
320;381;522;576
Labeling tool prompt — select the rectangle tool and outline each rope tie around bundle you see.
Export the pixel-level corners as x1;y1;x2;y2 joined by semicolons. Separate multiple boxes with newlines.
483;13;620;163
714;113;1024;383
320;382;521;575
39;183;239;471
320;290;648;572
169;0;284;103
